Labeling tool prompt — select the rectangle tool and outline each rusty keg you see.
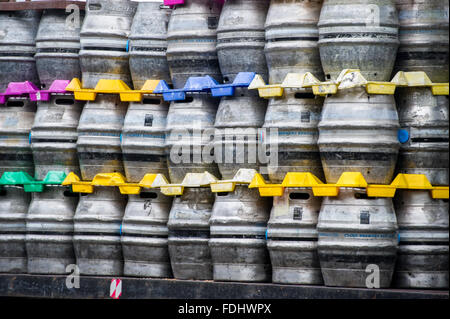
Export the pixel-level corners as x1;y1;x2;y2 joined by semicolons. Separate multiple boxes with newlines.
166;0;223;89
318;0;399;81
129;1;172;89
318;87;400;184
217;0;269;83
267;188;323;285
265;0;324;83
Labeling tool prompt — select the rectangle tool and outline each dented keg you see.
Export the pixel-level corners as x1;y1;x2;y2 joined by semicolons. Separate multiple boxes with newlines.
167;188;214;280
214;89;267;179
209;186;272;282
265;0;324;83
318;88;400;184
395;0;449;82
0;185;31;273
166;96;220;183
122;97;169;183
217;0;269;83
267;188;323;285
0;10;41;91
31;95;84;179
0;98;36;177
166;0;223;89
263;91;324;183
79;0;137;88
318;0;399;81
77;95;127;181
129;1;172;89
396;88;449;186
35;9;84;89
73;186;127;276
121;190;173;278
26;185;78;274
394;190;449;289
317;189;398;288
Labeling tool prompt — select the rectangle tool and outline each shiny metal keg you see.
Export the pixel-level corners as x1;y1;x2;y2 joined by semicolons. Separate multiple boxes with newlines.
166;96;220;183
79;0;137;89
0;10;41;91
121;190;173;278
73;186;127;276
77;95;127;181
394;190;449;289
35;9;84;89
395;0;449;83
26;185;78;274
129;1;172;89
263;91;324;183
209;186;271;282
267;188;323;285
396;88;449;186
166;0;223;89
122;97;169;183
217;0;269;83
317;188;398;288
0;98;36;177
318;88;400;184
31;95;84;180
265;0;324;83
214;89;267;179
318;0;399;81
0;185;30;273
167;188;214;280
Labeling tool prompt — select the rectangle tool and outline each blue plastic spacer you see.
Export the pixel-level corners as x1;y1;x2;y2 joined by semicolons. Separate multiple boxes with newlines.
398;129;410;144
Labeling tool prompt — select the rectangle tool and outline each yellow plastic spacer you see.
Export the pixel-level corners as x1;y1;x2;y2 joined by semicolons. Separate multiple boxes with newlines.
281;172;324;188
72;184;94;194
366;185;397;198
366;83;397;95
119;92;143;102
139;174;159;189
91;173;127;186
312;185;340;197
118;184;141;195
312;84;338;96
431;187;449;199
431;83;449;96
391;174;433;190
210;182;236;193
94;79;132;92
335;172;368;188
160;186;184;196
62;172;80;185
258;186;284;197
259;86;284;98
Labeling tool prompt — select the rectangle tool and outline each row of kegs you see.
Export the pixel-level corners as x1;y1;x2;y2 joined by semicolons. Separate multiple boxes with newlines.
1;180;448;289
0;0;449;290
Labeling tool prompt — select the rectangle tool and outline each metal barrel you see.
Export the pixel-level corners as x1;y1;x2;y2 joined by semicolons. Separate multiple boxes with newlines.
25;185;78;274
209;186;272;282
393;190;449;289
317;188;399;288
167;188;214;280
0;10;41;91
35;9;85;89
31;95;84;180
77;95;127;181
129;1;172;89
396;88;449;186
318;0;399;81
0;186;31;273
165;96;220;183
166;0;223;89
265;0;324;84
121;190;173;278
73;186;127;276
214;89;267;179
395;0;449;83
267;188;323;285
318;87;400;184
216;0;269;83
79;0;137;89
121;97;169;183
0;98;36;177
263;91;324;183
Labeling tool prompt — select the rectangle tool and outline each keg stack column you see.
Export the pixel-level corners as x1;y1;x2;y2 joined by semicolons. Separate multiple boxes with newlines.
316;0;400;288
393;0;449;290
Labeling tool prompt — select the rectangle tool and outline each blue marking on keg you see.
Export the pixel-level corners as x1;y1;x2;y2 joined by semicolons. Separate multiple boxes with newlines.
398;129;410;144
28;132;32;145
398;233;401;243
119;224;122;236
126;40;130;53
265;229;268;241
120;134;122;142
